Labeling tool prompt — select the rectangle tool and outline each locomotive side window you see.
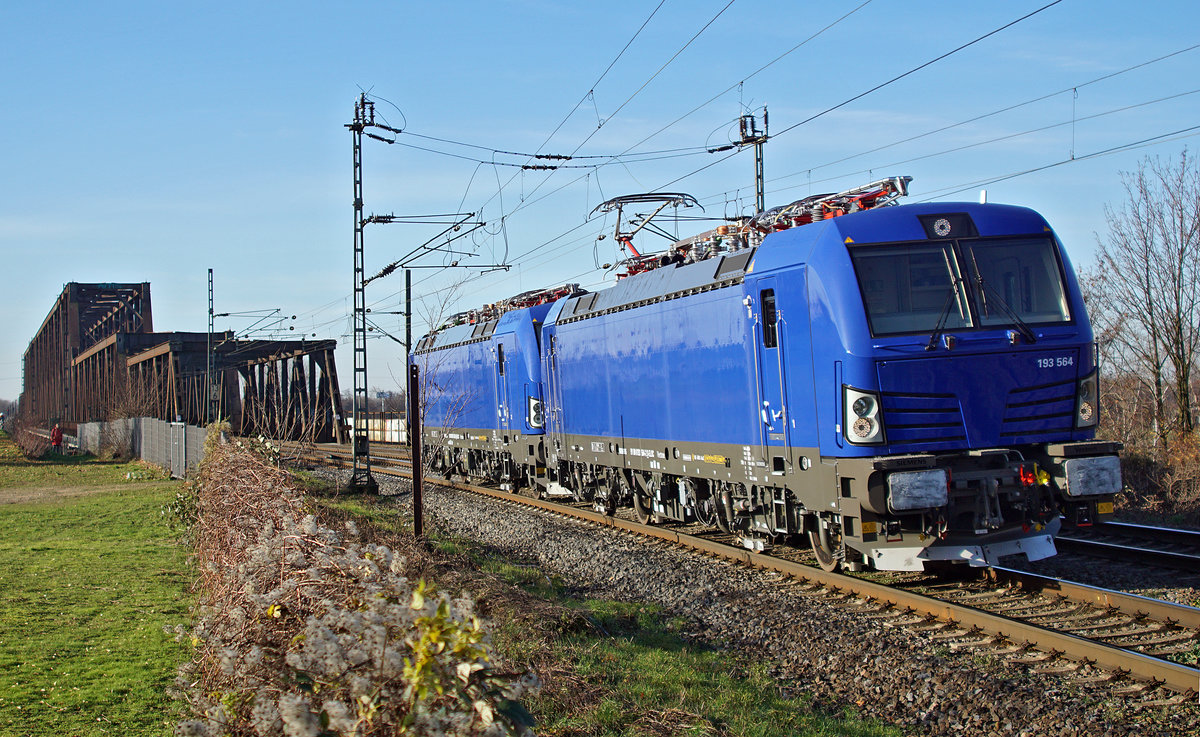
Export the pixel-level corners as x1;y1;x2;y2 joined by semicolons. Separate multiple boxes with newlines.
497;344;505;375
761;289;778;347
963;238;1071;326
850;244;971;336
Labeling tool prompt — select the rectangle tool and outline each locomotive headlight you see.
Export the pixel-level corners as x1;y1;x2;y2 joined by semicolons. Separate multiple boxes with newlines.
527;397;544;429
1078;401;1094;423
888;468;948;512
852;417;874;438
844;386;884;445
1075;371;1099;428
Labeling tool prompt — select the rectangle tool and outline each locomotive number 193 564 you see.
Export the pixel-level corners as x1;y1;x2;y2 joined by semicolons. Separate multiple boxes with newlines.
1036;356;1074;369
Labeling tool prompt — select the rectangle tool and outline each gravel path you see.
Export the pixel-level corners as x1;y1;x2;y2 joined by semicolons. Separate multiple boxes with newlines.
316;469;1200;736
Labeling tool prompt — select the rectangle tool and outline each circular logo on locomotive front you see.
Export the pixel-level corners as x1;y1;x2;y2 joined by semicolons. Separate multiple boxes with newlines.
933;218;952;237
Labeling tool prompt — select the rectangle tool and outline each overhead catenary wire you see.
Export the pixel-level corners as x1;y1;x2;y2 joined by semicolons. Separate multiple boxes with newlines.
440;0;672;221
760;41;1200;192
395;120;1200;341
339;1;1188;348
770;0;1066;140
450;0;876;229
358;1;754;322
397;129;708;162
470;0;742;223
703;86;1200;206
388;137;711;170
522;0;669;160
469;0;1067;249
356;3;883;314
913;123;1200;202
617;0;877;157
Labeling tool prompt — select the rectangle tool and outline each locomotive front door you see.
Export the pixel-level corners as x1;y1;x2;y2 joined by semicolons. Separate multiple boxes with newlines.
545;333;564;463
754;278;791;475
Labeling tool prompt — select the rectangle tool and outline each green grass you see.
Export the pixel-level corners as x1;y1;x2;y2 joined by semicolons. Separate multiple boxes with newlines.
313;494;899;737
0;433;168;490
495;574;897;737
0;433;192;736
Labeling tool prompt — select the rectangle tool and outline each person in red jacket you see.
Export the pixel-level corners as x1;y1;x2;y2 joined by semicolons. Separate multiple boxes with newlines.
50;423;63;453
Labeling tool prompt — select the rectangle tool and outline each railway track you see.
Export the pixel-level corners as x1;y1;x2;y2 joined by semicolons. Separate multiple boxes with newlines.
289;442;1199;698
1057;521;1200;572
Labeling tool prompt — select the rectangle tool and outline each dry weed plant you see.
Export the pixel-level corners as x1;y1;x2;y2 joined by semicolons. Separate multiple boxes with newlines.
172;442;536;736
10;414;50;458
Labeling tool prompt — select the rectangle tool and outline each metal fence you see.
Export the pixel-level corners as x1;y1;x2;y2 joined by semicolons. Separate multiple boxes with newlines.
77;417;208;479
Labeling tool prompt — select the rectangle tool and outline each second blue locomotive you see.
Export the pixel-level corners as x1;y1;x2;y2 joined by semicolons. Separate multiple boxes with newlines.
413;180;1120;572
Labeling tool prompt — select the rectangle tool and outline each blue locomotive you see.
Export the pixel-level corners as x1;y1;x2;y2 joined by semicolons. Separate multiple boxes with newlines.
413;178;1120;572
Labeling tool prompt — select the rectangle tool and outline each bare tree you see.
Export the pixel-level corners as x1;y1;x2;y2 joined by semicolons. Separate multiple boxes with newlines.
93;372;161;459
1094;150;1200;445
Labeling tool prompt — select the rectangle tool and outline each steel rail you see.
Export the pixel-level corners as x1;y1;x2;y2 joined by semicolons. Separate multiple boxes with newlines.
305;451;1199;696
1100;521;1200;547
1056;520;1200;571
988;566;1200;631
1055;535;1200;571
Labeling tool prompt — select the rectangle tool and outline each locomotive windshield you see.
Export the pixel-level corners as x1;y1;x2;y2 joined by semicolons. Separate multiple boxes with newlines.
850;236;1071;337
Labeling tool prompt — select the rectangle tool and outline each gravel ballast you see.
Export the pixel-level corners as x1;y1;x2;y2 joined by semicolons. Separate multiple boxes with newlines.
316;469;1200;736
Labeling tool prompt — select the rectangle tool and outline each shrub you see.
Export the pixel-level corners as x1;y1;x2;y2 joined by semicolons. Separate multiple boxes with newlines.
9;415;49;459
172;444;535;736
1160;434;1200;521
1116;440;1200;526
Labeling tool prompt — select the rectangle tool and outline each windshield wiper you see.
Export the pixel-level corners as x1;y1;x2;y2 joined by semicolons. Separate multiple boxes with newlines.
968;252;1036;344
925;286;960;351
926;250;966;351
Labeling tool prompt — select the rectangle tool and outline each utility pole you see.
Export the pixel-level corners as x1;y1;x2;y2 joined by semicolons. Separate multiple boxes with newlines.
739;109;768;213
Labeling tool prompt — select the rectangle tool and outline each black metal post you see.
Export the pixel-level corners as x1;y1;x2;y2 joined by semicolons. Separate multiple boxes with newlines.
405;267;412;449
754;137;765;213
405;268;412;361
206;268;213;424
739;110;768;212
408;362;423;538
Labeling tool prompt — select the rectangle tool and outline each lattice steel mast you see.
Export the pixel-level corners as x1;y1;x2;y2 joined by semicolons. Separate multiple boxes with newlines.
346;94;400;493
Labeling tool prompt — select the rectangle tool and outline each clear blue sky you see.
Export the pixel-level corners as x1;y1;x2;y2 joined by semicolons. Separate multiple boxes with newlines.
2;1;1198;402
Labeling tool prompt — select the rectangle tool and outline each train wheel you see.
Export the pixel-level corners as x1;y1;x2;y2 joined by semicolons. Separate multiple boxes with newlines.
714;486;734;534
690;479;718;528
809;522;842;572
633;490;654;524
634;473;663;525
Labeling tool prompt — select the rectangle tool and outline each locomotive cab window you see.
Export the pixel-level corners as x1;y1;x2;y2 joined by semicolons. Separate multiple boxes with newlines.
850;244;971;336
761;289;778;347
497;344;505;375
850;237;1071;337
963;238;1071;326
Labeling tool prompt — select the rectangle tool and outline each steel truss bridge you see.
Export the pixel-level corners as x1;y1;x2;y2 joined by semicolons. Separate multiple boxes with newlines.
21;282;346;442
